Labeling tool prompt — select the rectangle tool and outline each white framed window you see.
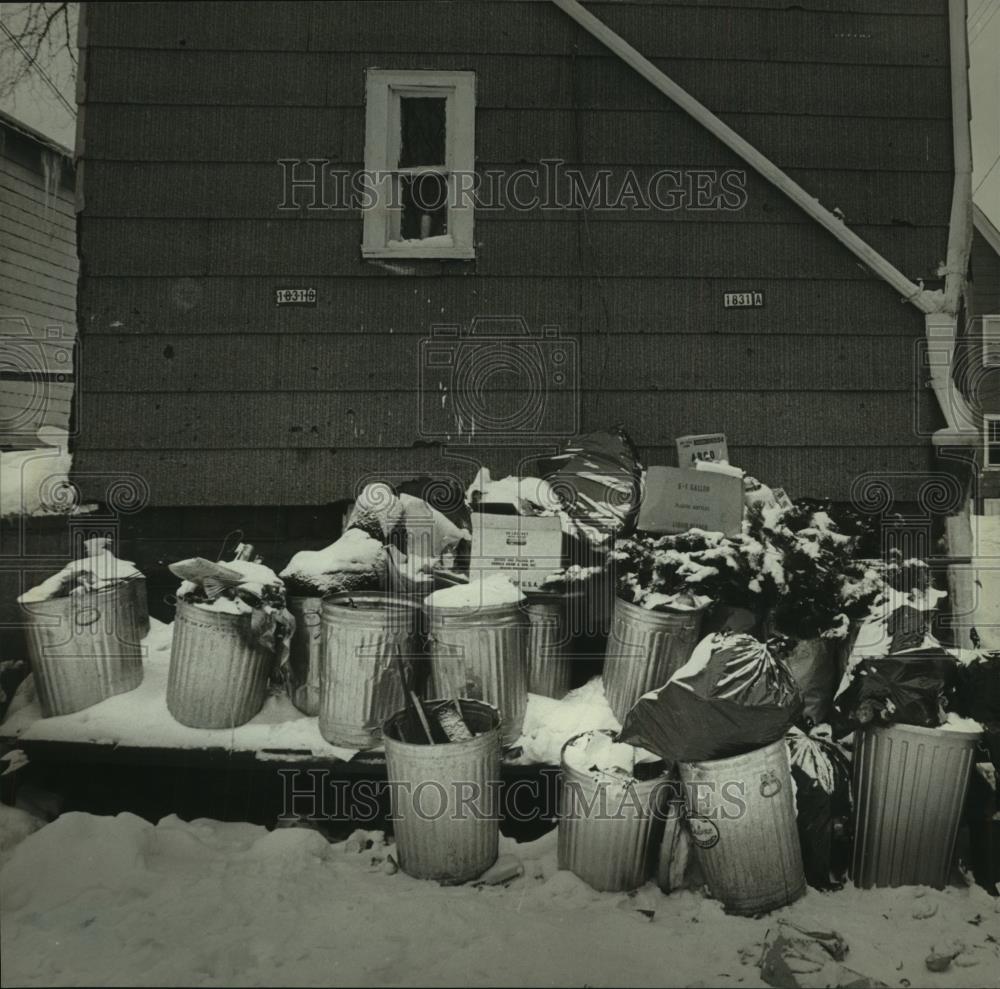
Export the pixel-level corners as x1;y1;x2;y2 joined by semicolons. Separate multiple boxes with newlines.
983;315;1000;368
362;69;475;260
985;414;1000;470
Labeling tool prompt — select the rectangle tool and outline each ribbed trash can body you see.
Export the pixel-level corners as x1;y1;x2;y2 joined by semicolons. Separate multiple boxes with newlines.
602;597;705;722
851;723;980;889
525;592;575;699
319;593;420;749
22;578;145;717
167;599;273;728
557;730;671;892
679;739;806;915
287;595;323;716
426;600;527;747
383;699;501;882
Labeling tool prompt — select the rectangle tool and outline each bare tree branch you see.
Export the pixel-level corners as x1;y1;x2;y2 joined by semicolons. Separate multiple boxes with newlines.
0;2;77;101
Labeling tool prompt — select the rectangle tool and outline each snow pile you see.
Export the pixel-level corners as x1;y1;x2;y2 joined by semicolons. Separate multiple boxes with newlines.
0;427;73;518
425;574;525;609
512;678;620;766
281;528;387;596
2;811;999;988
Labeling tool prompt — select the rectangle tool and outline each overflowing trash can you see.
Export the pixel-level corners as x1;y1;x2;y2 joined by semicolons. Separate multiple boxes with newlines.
22;577;146;717
167;599;276;728
557;729;672;892
383;698;501;882
679;739;806;915
851;722;981;889
18;540;148;717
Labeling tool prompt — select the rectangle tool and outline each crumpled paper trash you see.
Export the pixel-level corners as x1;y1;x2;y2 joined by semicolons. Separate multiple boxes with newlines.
759;921;886;988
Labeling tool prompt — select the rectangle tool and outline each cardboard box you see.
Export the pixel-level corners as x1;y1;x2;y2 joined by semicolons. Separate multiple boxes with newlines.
676;433;729;468
637;466;744;536
471;510;564;590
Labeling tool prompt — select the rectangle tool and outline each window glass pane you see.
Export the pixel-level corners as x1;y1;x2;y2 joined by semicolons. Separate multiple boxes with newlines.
399;97;447;167
400;173;449;240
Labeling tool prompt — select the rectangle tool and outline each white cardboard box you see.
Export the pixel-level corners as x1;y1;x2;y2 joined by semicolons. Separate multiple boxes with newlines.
470;511;564;590
637;466;744;536
676;433;729;468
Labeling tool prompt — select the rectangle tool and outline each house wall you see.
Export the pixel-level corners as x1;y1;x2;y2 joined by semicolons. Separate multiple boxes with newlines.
0;122;77;447
969;228;1000;319
75;0;954;508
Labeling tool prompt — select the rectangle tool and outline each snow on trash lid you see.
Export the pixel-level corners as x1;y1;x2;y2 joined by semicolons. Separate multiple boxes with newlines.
939;712;984;734
424;574;525;609
18;538;142;604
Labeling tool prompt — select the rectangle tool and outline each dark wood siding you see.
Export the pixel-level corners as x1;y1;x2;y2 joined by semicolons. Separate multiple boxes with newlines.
76;0;953;506
970;228;1000;318
0;121;77;447
965;229;1000;416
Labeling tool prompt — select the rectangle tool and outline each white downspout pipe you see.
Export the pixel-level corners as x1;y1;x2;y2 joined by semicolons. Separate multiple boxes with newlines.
928;0;978;449
942;0;974;319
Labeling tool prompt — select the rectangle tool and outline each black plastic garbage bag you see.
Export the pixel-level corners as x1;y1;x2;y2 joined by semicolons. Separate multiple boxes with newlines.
955;651;1000;727
618;632;803;764
771;637;838;728
786;726;853;889
833;649;959;729
536;426;643;543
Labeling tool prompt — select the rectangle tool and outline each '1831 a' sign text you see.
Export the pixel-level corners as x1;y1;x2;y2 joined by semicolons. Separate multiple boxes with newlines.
723;291;764;308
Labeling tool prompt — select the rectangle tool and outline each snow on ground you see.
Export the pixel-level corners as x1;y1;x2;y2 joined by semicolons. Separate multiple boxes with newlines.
0;811;997;988
0;429;72;519
1;620;361;762
2;619;620;769
0;804;44;868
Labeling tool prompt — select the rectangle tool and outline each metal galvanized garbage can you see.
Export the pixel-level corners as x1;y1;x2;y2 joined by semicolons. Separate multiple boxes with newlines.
383;698;501;882
602;597;706;722
167;598;274;728
286;595;323;716
21;577;145;717
851;722;981;889
426;599;527;747
319;592;421;749
524;590;579;699
679;738;806;915
557;729;672;892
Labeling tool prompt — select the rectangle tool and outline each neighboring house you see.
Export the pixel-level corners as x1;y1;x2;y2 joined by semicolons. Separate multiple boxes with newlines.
0;109;77;449
73;1;975;529
969;205;1000;486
